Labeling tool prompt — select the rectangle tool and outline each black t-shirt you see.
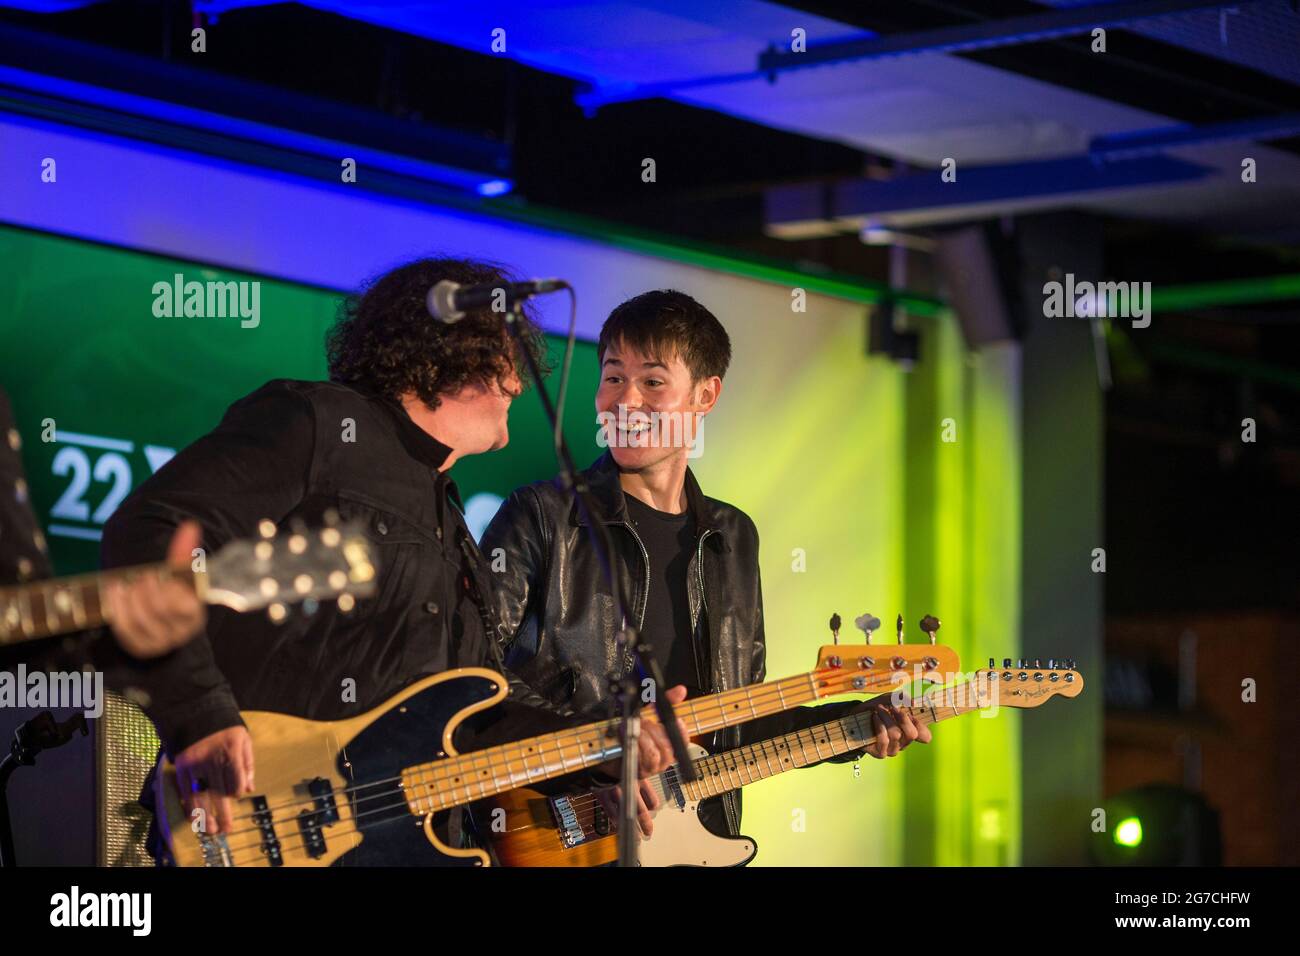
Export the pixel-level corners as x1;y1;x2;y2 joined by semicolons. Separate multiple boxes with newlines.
624;493;731;838
624;494;700;696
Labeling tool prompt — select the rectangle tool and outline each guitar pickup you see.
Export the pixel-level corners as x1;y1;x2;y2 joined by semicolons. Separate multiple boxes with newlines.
250;795;282;867
297;810;327;859
663;767;687;810
295;777;338;859
308;777;340;823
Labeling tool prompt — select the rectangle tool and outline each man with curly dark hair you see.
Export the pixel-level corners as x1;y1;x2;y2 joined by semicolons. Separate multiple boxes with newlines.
100;257;680;864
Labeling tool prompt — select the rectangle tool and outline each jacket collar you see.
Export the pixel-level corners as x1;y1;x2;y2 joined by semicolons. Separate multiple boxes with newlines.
346;381;462;508
575;451;717;534
344;382;455;471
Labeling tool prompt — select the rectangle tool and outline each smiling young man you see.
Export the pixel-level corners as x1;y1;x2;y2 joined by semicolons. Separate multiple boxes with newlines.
482;290;932;844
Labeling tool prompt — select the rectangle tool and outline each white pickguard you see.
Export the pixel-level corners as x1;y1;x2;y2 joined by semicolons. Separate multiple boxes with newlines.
637;743;758;867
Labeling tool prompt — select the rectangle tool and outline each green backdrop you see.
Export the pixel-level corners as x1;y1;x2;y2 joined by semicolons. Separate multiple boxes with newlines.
0;223;602;575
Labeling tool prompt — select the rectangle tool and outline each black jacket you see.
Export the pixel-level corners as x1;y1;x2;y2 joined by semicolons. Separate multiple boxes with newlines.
481;452;863;835
99;379;573;758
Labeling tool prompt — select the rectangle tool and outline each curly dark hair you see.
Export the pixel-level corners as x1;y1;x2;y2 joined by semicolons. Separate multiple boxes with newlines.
326;257;548;408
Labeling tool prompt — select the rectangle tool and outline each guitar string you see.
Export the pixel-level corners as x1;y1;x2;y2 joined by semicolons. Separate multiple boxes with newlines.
210;685;983;865
213;704;946;863
561;710;890;814
213;687;1017;865
214;672;824;825
560;706;921;816
228;676;1063;864
558;692;987;820
198;673;853;845
206;670;972;848
215;720;879;862
553;678;1073;848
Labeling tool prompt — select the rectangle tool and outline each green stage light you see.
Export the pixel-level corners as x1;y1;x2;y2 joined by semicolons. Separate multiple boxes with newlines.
1115;817;1144;848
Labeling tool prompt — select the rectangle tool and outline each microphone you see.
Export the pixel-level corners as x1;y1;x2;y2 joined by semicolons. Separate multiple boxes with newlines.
426;278;567;323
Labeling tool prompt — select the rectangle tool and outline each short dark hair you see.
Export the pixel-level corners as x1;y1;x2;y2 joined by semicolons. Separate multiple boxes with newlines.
326;257;547;408
597;290;731;381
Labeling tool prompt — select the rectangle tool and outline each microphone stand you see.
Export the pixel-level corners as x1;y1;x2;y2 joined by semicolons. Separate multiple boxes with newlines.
500;298;696;867
0;711;88;866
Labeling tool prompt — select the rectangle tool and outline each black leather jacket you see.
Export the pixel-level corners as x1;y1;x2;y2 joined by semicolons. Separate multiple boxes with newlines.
482;452;861;835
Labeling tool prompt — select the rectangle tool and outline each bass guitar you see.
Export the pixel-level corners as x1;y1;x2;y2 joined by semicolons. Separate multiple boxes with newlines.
157;642;958;866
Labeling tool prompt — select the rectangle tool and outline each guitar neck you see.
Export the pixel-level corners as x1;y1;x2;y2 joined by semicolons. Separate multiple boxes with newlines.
0;562;186;646
677;680;988;802
399;669;835;816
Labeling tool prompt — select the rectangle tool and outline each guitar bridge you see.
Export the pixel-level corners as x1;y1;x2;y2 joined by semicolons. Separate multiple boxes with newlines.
550;796;588;848
198;832;234;867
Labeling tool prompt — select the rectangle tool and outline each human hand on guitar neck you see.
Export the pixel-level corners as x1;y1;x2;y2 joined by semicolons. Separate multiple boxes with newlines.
102;520;207;659
591;689;933;839
141;524;250;838
858;693;933;758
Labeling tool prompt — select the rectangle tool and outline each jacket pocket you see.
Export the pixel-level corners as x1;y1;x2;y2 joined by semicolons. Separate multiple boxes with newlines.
333;495;430;614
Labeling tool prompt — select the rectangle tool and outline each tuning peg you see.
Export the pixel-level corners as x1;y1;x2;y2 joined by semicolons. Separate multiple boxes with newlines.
323;508;340;527
854;614;880;644
258;518;276;539
267;602;287;623
896;613;904;645
829;613;842;645
1033;658;1042;669
1047;658;1057;670
1017;658;1026;669
919;614;941;645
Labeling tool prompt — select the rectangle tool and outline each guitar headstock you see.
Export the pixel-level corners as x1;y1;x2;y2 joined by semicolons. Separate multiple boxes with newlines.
812;644;960;697
969;658;1085;707
203;519;377;616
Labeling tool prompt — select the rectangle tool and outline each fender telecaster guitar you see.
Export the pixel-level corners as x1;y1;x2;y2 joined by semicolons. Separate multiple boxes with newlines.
487;660;1083;867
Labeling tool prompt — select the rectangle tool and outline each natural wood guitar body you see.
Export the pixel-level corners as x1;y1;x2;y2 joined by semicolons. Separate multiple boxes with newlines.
159;669;506;867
